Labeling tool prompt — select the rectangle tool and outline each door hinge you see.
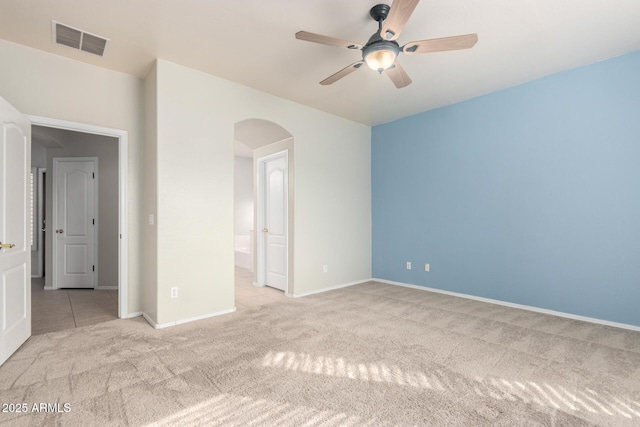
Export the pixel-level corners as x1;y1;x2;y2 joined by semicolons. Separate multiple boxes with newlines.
92;265;95;272
92;172;95;179
92;218;95;225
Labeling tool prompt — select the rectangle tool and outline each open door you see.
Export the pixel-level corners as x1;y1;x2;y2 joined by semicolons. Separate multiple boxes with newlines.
0;96;31;366
258;150;288;292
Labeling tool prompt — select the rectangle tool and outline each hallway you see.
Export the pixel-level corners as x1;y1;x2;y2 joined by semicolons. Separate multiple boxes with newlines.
31;278;118;335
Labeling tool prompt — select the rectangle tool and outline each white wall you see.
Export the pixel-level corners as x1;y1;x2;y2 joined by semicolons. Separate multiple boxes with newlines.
0;38;370;326
143;63;158;321
31;143;46;168
234;156;253;236
148;59;371;325
0;39;144;313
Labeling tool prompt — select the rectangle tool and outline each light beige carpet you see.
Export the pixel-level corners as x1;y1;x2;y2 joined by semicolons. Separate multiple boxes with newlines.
1;281;640;426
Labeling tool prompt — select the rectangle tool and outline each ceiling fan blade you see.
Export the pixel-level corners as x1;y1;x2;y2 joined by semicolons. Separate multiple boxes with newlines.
380;0;420;41
386;61;412;88
402;33;478;55
320;61;365;85
295;31;362;50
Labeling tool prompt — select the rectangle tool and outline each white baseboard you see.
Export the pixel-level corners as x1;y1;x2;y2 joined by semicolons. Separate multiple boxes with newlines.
289;279;371;298
123;311;142;319
141;312;156;328
42;285;118;291
142;308;236;330
374;278;640;332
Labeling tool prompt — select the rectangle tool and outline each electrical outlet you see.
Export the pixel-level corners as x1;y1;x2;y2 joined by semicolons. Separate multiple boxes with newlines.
148;214;155;225
323;265;328;273
406;262;411;270
170;287;178;298
424;263;430;272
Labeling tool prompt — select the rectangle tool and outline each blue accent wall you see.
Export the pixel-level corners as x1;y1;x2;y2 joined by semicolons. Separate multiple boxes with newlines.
372;51;640;326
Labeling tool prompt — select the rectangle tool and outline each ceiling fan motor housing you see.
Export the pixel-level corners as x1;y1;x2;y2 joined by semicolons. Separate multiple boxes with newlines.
362;4;400;72
362;5;400;73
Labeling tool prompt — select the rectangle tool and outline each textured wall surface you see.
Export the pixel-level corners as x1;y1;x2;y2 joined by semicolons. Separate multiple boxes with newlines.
373;51;640;326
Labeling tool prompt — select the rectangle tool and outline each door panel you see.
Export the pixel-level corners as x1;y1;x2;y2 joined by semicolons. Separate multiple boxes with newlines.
54;159;96;289
65;170;89;236
268;168;285;235
65;244;88;274
4;265;27;331
264;154;287;291
0;96;31;366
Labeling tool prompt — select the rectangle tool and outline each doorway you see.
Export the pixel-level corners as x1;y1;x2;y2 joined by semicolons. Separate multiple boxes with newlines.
34;168;46;278
233;118;294;306
28;115;129;320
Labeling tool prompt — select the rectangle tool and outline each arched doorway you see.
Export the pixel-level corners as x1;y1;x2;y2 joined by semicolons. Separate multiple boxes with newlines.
233;119;294;309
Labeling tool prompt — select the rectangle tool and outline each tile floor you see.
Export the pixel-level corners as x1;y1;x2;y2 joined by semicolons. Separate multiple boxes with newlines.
31;277;118;335
30;268;285;335
234;266;288;310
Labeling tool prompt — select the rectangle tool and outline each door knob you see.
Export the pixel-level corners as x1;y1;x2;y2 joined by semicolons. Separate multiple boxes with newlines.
262;228;268;232
56;229;64;234
0;242;15;249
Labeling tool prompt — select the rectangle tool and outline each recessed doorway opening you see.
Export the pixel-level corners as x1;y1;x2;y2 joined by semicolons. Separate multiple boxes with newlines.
233;118;294;310
28;115;129;334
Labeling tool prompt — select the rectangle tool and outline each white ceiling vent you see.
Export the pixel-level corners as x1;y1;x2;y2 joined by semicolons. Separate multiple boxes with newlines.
51;21;109;56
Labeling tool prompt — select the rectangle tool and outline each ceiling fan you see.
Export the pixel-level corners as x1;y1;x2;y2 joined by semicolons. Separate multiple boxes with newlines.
295;0;478;88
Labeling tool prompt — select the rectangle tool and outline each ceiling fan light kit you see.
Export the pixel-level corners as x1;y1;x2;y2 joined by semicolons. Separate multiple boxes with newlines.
363;3;399;72
295;0;478;88
363;41;400;72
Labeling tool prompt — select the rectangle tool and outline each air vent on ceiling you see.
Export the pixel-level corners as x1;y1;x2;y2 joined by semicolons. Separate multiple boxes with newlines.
51;21;109;57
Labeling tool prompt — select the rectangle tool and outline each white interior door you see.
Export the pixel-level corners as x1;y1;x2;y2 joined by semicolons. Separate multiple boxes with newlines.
261;152;287;291
53;158;96;289
0;96;31;366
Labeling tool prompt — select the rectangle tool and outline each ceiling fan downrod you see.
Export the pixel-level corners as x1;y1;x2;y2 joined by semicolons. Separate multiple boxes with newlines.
370;4;392;38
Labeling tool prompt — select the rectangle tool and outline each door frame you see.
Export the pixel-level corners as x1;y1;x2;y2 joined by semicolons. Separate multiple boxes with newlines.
256;149;289;294
52;157;98;290
32;167;46;278
27;115;129;318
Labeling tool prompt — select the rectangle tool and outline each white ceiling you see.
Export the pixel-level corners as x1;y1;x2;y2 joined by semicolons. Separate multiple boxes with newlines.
31;125;117;149
32;125;65;149
1;0;640;126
